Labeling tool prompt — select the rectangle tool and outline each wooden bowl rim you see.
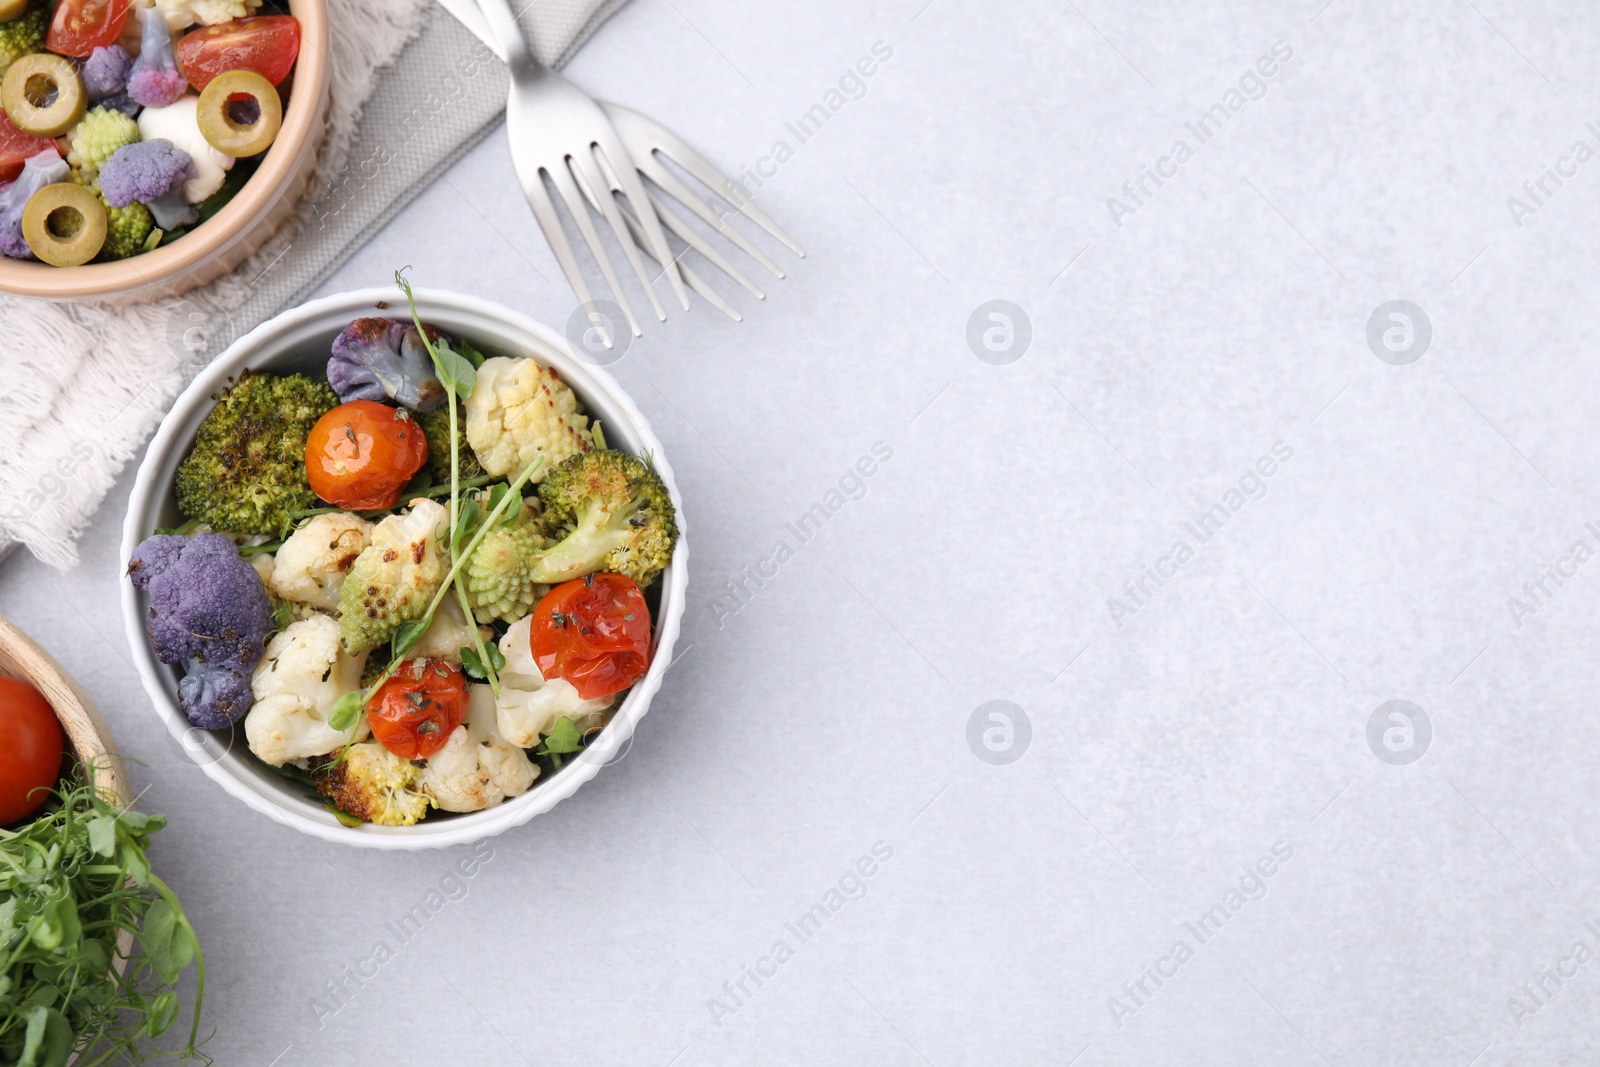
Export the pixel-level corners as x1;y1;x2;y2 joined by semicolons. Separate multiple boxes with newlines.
0;612;131;807
0;0;330;301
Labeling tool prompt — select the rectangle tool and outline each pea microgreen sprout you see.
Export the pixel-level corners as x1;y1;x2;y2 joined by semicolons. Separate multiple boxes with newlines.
393;268;504;696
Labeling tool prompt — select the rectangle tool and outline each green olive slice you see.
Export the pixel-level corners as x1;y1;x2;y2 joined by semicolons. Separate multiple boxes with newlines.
0;0;29;22
1;54;86;138
22;183;107;267
197;70;282;158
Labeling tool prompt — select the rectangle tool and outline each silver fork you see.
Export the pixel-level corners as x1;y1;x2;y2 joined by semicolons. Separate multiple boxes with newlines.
457;0;803;329
474;0;686;338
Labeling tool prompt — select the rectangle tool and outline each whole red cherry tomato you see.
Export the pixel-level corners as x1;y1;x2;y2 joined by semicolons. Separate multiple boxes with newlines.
0;677;64;824
531;573;651;700
0;110;58;183
305;400;428;510
46;0;131;58
367;659;467;760
176;16;301;92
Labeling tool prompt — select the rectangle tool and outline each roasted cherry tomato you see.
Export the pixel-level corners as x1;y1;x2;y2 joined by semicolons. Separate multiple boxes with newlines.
176;15;301;92
305;400;428;510
0;110;58;183
367;659;467;760
532;573;652;700
0;677;64;824
45;0;131;58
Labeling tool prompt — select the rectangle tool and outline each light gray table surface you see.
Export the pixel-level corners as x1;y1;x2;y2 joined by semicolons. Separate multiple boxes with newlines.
7;0;1600;1063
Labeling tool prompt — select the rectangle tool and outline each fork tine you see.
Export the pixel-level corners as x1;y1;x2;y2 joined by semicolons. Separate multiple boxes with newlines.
547;160;642;338
634;153;787;280
571;146;667;323
605;102;806;258
595;131;690;313
514;165;603;332
648;189;766;300
613;201;743;321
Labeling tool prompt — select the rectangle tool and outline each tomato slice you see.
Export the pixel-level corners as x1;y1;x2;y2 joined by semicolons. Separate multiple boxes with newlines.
176;15;300;92
531;573;652;700
0;677;65;825
0;110;58;184
46;0;132;58
305;400;429;511
367;659;467;760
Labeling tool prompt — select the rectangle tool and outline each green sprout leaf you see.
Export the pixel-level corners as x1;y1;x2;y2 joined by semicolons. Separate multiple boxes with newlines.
327;690;365;732
431;339;478;399
140;897;193;985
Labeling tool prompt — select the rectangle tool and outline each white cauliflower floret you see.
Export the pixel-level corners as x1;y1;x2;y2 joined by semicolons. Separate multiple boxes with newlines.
410;594;491;663
493;615;612;748
419;686;538;812
338;498;451;655
246;616;370;766
464;356;593;480
247;551;274;585
137;97;234;201
152;0;262;31
270;513;374;612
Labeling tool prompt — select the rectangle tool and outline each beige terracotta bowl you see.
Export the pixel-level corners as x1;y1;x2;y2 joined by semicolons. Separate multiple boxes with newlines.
0;0;329;304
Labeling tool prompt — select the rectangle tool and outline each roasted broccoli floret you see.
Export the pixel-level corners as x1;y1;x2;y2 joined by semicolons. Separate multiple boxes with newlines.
175;371;338;537
0;1;46;79
66;106;140;185
337;499;450;655
462;501;548;624
128;532;272;729
531;450;678;587
312;741;433;827
417;402;484;483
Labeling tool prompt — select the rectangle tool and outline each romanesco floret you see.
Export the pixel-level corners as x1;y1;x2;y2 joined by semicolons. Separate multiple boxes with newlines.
531;450;679;587
418;402;484;483
99;195;155;260
464;356;593;479
313;741;433;826
175;371;339;537
0;2;47;79
152;0;262;32
67;107;141;185
337;499;450;655
462;501;548;624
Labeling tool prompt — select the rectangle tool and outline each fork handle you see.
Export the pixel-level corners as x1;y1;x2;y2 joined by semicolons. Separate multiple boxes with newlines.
472;0;545;76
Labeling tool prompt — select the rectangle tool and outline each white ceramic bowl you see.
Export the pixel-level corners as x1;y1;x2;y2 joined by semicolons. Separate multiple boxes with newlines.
121;287;688;849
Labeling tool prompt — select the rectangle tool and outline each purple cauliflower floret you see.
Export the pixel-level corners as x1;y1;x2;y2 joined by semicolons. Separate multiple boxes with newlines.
0;148;69;260
327;318;449;412
127;4;187;109
128;532;271;729
99;138;197;229
80;45;133;100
